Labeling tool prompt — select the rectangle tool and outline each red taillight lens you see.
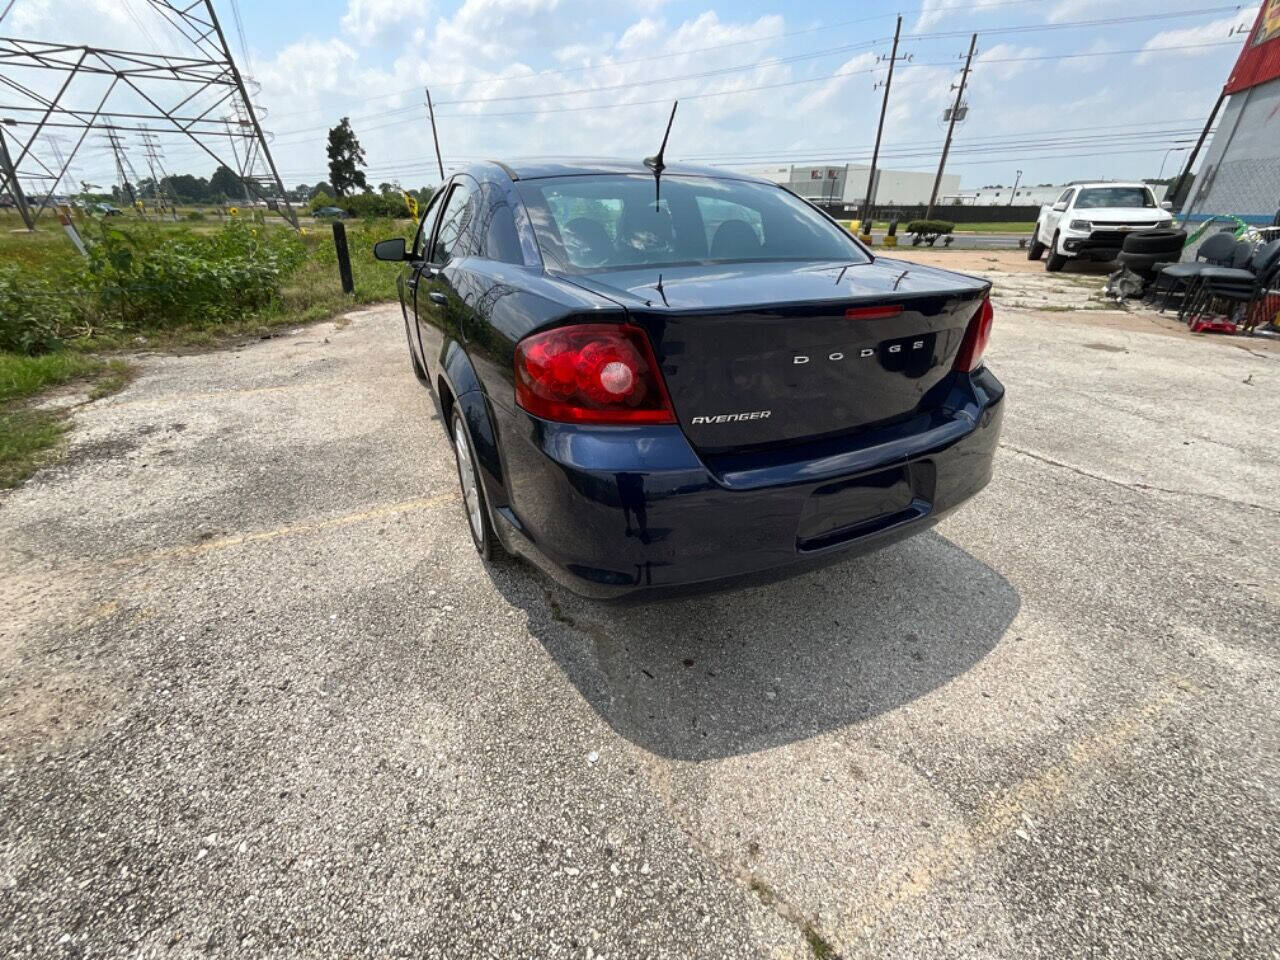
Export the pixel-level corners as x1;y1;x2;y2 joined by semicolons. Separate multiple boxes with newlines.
514;323;676;424
953;295;994;372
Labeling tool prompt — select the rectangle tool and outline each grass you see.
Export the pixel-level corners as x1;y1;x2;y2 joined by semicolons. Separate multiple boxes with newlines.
0;351;138;488
0;409;69;489
0;350;106;403
0;212;407;488
952;221;1036;234
840;218;1035;236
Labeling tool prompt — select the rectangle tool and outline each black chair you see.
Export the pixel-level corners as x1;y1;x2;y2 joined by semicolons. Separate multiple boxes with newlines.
1180;238;1280;327
1157;231;1238;312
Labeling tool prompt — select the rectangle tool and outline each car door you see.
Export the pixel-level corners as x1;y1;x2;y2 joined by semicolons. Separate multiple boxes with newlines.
403;188;449;376
1044;187;1074;239
416;178;477;380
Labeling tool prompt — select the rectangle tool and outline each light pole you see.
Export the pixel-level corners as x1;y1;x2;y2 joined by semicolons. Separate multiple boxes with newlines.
1008;169;1022;206
1158;147;1187;182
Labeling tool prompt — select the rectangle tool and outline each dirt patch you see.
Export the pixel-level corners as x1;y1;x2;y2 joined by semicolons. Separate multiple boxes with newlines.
886;247;1113;277
0;561;116;757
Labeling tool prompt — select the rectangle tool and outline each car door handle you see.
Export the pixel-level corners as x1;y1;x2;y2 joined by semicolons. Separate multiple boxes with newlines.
428;291;448;305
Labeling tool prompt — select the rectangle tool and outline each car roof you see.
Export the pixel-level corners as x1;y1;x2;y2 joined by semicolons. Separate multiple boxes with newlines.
1069;182;1151;189
477;157;768;183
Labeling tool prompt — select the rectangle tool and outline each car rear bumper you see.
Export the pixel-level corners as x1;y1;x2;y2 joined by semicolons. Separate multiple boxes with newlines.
492;367;1005;600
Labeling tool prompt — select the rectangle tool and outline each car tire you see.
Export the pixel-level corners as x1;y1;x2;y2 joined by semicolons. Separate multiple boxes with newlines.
1117;251;1171;273
1045;233;1067;272
451;407;504;562
1122;230;1186;255
1028;226;1046;260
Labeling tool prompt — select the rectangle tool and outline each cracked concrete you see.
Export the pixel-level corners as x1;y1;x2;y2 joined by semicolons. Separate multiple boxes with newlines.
1;273;1278;958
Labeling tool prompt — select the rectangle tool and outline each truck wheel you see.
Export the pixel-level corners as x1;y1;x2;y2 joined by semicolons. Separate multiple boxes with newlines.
1027;226;1046;261
1045;233;1067;272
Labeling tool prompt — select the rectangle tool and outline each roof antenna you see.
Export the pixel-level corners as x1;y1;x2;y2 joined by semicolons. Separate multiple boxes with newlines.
643;101;678;212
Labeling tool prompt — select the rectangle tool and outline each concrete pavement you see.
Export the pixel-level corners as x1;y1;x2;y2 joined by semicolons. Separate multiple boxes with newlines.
2;285;1277;958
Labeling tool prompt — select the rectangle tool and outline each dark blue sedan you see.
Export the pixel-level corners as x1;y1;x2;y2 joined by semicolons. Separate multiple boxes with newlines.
374;159;1003;599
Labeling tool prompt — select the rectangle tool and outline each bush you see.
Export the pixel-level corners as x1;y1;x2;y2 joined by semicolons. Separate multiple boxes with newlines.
308;191;336;213
84;220;305;331
905;220;955;236
0;263;82;353
338;192;412;219
0;220;307;352
186;210;206;221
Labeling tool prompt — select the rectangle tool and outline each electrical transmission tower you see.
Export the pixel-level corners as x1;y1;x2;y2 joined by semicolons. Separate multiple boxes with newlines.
100;125;147;214
139;126;178;218
0;0;298;230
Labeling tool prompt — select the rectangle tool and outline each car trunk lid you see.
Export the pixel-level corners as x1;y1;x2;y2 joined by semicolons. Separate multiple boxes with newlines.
562;259;989;453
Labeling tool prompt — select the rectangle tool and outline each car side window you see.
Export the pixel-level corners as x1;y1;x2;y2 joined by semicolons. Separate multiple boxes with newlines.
475;182;524;265
1057;189;1074;207
432;183;474;265
411;188;448;259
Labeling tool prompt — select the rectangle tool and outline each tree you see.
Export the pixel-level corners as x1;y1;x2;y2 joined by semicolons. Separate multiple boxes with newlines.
209;164;243;201
326;117;367;197
290;183;311;202
310;182;333;199
167;174;211;203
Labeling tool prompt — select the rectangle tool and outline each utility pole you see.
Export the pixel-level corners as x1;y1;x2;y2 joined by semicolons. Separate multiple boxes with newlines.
0;124;35;229
1008;169;1022;205
425;86;445;182
926;32;976;221
862;14;904;226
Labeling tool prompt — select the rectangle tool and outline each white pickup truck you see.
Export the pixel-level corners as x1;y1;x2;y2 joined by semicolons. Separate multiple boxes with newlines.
1029;182;1174;271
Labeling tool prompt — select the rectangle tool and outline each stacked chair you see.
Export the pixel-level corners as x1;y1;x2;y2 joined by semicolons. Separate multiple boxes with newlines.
1178;238;1280;333
1154;231;1239;313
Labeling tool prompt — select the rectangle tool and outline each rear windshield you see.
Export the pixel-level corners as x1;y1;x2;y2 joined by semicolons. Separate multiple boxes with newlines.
515;174;867;273
1075;187;1155;209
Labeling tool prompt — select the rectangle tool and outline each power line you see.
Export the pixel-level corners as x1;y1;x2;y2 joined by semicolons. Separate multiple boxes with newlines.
265;0;1057;119
390;41;1238;125
262;3;1238;130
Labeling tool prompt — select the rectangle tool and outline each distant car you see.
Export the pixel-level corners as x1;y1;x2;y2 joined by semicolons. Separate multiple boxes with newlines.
1030;182;1174;271
313;206;350;219
373;159;1003;599
93;203;123;217
0;194;15;209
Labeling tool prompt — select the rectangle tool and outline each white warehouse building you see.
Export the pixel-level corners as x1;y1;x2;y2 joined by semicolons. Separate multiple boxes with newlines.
736;162;960;211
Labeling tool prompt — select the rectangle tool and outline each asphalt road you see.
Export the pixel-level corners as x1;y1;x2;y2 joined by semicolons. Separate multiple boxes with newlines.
2;282;1279;958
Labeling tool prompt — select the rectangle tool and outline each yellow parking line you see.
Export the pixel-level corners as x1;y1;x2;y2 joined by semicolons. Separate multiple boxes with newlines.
839;675;1201;944
123;492;459;565
94;378;396;410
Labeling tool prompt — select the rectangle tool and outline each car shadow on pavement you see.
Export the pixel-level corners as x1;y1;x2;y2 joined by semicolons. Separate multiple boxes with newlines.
488;531;1018;761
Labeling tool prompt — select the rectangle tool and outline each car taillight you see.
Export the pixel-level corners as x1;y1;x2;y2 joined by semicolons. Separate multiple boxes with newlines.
953;295;994;372
514;323;676;424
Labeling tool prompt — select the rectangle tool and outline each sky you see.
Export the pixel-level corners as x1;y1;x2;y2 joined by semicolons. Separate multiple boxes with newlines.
1;0;1262;194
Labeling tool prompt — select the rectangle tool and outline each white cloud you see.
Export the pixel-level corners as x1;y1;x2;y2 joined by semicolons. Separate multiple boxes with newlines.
1046;0;1113;24
1056;37;1119;73
1135;9;1256;65
911;0;970;31
973;42;1044;83
340;0;436;46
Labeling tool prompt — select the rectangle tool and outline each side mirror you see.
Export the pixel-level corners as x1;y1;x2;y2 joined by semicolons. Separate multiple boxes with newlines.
1052;202;1067;212
373;237;409;262
1161;200;1173;210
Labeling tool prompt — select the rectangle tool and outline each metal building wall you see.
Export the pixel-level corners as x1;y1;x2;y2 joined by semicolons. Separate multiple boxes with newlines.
1186;76;1280;223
